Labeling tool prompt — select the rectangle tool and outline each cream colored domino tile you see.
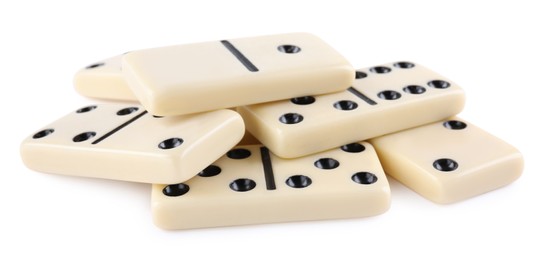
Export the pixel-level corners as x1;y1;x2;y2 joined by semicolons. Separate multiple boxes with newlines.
21;104;245;184
152;142;390;230
122;33;354;116
74;55;136;101
238;61;465;158
369;117;523;204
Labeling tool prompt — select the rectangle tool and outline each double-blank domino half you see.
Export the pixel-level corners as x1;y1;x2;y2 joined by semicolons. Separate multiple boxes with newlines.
370;118;524;204
152;142;390;230
239;62;465;158
20;104;245;184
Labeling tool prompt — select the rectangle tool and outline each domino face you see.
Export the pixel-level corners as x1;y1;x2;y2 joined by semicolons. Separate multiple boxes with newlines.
122;33;354;116
21;104;245;184
238;61;466;158
73;55;136;101
369;118;523;204
151;142;390;230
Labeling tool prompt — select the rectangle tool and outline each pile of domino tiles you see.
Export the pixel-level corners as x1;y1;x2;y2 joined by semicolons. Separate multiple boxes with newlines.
20;33;523;230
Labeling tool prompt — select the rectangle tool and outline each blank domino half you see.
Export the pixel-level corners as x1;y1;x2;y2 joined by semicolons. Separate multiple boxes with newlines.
122;33;354;116
238;61;466;158
369;118;524;204
73;55;136;101
151;142;390;230
20;104;245;184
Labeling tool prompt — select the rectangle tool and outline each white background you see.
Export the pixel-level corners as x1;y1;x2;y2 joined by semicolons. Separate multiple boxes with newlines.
1;1;544;259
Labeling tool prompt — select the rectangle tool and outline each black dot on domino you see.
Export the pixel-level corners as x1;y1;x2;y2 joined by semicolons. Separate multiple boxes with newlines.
443;120;467;130
158;138;183;149
163;183;190;197
314;158;340;170
73;131;96;142
433;158;459;172
393;61;415;69
286;175;312;188
378;90;401;100
85;63;104;69
334;100;358;111
198;165;222;177
403;85;426;94
277;45;301;54
341;143;366;153
76;105;97;113
352;172;378;184
428;80;451;89
291;96;315;105
230;178;256;192
116;107;139;116
370;66;391;74
152;115;164;118
227;148;251;159
279;113;304;124
355;71;368;79
33;129;54;139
